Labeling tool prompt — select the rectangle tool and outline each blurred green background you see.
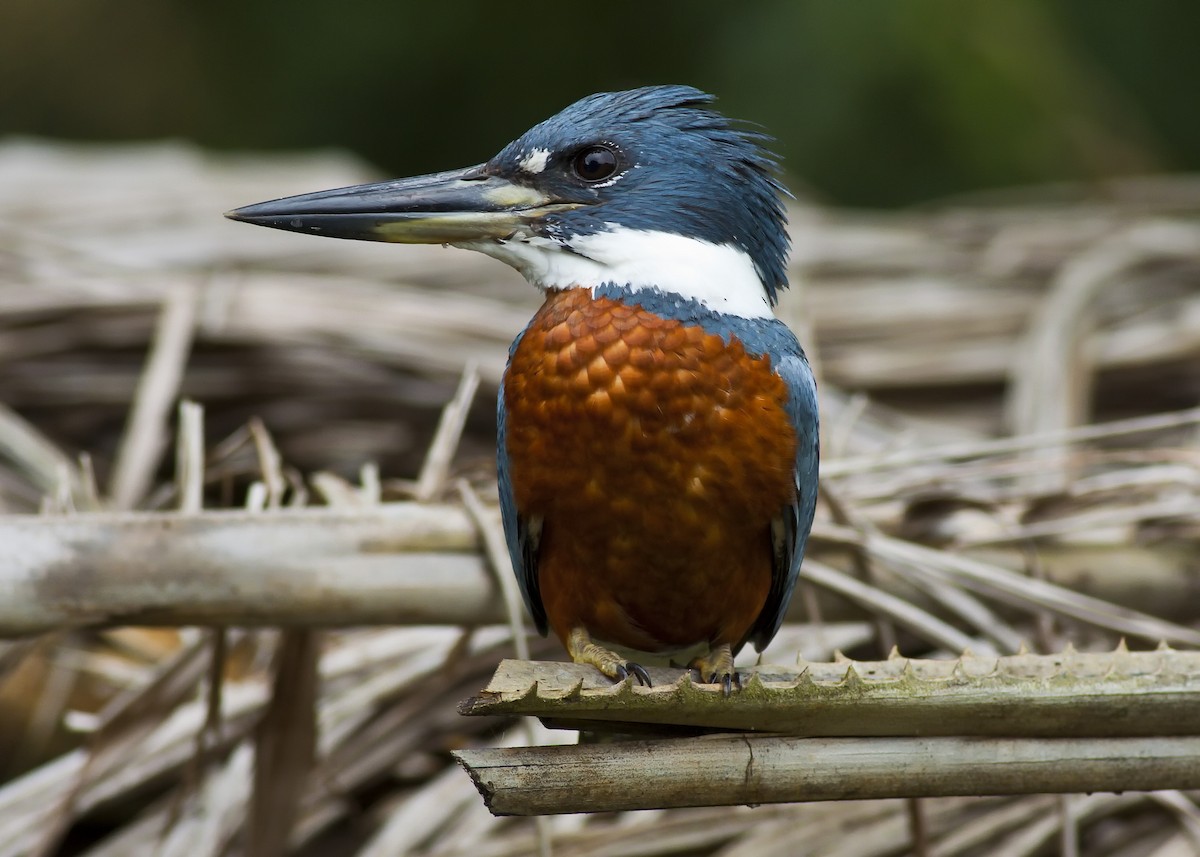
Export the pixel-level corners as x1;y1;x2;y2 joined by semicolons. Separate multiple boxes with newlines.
2;0;1196;207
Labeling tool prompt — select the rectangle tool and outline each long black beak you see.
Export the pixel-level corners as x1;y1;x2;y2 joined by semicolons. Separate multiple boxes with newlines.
226;165;579;245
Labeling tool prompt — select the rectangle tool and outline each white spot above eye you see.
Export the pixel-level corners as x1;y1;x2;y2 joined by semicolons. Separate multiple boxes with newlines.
518;148;551;174
457;226;774;319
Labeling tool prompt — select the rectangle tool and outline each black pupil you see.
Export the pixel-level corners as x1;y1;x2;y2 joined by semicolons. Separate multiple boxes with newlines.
575;146;617;182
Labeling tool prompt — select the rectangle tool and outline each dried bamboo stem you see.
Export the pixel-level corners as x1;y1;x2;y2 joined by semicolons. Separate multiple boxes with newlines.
0;505;499;635
455;734;1200;816
0;504;1196;636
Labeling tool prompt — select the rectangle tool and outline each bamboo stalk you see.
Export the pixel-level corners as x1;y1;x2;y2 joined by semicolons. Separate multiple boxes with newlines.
455;734;1200;816
0;505;500;635
0;505;1196;636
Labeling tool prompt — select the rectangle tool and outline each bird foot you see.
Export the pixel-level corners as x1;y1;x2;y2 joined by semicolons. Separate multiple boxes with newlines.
567;628;652;686
689;644;741;696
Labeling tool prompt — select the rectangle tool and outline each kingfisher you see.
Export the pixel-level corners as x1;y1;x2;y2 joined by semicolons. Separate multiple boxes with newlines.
228;86;819;693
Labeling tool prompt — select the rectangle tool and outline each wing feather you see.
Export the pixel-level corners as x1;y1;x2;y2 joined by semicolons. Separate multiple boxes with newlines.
746;350;819;651
497;371;548;636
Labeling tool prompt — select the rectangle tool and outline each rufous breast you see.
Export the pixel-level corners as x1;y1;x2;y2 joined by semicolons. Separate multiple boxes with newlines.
502;287;798;653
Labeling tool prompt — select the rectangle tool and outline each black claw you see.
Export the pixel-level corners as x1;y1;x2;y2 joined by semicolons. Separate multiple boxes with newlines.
689;666;740;694
608;662;651;686
628;663;653;687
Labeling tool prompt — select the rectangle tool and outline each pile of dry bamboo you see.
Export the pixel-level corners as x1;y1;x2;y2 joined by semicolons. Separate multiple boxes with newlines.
1;139;1198;856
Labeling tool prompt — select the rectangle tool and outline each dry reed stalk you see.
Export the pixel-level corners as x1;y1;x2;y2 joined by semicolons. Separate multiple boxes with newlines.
457;735;1200;816
108;289;199;509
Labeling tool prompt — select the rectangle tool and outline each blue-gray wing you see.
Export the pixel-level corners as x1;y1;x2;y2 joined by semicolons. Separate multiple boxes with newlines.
496;379;548;636
746;349;819;651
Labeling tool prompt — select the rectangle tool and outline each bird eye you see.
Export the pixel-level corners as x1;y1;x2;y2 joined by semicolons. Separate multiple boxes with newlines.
572;145;618;183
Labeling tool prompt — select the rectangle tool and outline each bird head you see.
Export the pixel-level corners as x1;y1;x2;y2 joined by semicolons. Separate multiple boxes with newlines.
228;86;790;316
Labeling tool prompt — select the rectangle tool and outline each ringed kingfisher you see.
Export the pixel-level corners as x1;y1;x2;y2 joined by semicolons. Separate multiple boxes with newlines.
228;86;819;693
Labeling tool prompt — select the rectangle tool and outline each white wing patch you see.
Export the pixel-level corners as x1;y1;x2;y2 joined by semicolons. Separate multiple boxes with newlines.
518;148;551;175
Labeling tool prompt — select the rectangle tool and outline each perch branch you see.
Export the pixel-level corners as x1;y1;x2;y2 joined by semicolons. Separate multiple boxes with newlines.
460;650;1200;738
456;734;1200;816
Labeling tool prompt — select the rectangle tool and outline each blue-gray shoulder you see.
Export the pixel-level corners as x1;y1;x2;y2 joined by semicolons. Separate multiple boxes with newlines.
592;282;814;375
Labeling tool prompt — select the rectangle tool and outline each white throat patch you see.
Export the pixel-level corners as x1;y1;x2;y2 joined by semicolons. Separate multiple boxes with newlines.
457;226;774;319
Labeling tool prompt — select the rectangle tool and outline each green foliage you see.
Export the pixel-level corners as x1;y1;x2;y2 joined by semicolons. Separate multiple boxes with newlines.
1;0;1196;206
